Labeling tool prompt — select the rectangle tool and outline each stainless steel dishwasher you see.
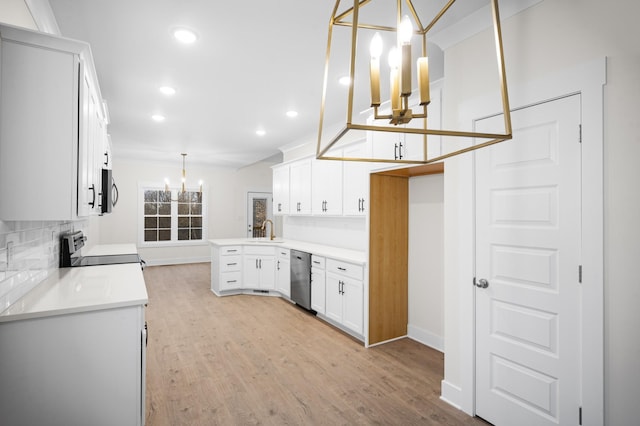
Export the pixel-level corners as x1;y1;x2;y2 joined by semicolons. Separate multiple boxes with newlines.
290;249;312;310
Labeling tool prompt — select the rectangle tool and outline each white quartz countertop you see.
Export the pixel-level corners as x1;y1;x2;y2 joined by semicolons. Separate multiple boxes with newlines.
0;263;148;322
83;243;138;256
209;238;366;265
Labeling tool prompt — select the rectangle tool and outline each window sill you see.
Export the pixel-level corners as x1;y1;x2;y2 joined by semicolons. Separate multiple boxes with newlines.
139;240;209;249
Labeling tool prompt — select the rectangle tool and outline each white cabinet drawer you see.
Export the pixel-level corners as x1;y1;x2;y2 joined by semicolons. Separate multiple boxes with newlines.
220;271;241;290
221;246;242;255
277;248;290;260
244;245;275;255
326;258;363;280
220;255;241;272
311;255;326;269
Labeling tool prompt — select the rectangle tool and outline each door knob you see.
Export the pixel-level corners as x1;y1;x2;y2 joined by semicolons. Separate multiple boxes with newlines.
475;278;489;288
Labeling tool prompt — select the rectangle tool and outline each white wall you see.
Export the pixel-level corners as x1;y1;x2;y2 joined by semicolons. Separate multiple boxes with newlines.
97;155;276;264
0;0;37;30
408;174;444;351
442;1;640;424
282;216;366;251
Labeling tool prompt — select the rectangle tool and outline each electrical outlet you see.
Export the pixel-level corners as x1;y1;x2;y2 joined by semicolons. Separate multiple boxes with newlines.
6;232;19;267
6;241;14;268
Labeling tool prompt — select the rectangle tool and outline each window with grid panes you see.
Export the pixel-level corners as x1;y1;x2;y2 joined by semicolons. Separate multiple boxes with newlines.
177;190;203;240
142;187;205;244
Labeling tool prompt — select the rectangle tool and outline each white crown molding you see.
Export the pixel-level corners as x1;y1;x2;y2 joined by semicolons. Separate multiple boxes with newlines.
430;0;544;50
25;0;60;35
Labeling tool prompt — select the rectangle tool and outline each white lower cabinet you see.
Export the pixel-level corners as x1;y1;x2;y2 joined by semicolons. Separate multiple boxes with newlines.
244;246;276;290
211;245;243;294
324;258;364;336
211;241;366;341
311;255;326;314
0;305;146;426
276;248;291;297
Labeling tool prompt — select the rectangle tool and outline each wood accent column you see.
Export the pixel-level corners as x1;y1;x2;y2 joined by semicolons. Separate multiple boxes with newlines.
368;173;408;345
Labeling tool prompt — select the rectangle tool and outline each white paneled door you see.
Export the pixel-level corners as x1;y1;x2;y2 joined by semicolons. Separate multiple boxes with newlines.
474;95;581;425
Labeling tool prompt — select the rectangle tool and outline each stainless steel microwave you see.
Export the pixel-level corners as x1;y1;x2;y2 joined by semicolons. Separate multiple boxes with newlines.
100;168;119;214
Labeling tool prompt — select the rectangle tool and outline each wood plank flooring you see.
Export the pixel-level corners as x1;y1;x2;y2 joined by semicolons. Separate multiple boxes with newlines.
143;263;488;425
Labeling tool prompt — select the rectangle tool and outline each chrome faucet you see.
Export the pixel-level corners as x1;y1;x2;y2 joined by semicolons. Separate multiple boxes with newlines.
261;219;275;240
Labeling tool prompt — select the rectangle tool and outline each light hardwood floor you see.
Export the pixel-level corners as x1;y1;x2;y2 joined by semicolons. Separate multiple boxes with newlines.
144;263;488;425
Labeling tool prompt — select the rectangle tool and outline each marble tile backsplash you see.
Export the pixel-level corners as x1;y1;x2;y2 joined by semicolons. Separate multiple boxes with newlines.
0;220;85;313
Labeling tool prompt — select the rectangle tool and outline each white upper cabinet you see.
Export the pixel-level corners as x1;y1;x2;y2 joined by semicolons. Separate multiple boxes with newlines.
342;142;369;216
0;25;107;221
369;119;425;162
289;159;312;215
272;164;290;215
312;153;343;215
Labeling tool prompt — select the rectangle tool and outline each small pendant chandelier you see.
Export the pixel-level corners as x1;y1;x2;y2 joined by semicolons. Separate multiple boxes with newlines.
164;153;202;194
316;0;513;164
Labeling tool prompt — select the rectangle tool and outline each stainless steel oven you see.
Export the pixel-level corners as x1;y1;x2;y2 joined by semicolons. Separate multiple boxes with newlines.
60;230;143;268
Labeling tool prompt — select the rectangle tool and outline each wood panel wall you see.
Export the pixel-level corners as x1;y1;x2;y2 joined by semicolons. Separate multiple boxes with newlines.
368;174;409;345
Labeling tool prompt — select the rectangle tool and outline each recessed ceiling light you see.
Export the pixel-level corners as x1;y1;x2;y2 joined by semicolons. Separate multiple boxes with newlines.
159;86;176;96
151;114;166;122
256;129;266;136
173;28;198;44
338;76;351;86
286;110;298;118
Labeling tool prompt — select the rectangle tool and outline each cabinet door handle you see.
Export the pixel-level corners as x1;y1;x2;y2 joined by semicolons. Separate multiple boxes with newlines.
399;141;404;159
278;203;281;212
104;151;109;166
88;184;96;208
259;259;262;269
361;198;365;212
277;260;280;271
255;259;258;269
394;143;398;160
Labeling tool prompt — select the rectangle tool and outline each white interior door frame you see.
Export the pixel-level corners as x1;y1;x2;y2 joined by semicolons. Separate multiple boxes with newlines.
447;57;606;424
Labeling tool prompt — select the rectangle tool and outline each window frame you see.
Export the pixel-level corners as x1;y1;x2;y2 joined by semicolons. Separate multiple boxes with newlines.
138;183;208;248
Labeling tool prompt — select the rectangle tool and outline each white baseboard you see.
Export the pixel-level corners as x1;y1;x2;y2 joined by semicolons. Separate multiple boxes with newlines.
142;257;210;267
407;324;444;352
440;380;463;411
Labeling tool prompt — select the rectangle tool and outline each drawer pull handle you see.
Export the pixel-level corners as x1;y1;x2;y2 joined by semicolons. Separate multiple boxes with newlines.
337;267;347;271
227;249;237;253
227;263;237;266
227;280;237;283
313;261;321;264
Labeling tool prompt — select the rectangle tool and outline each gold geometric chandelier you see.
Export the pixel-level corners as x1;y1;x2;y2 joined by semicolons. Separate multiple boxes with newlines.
316;0;512;164
164;153;203;195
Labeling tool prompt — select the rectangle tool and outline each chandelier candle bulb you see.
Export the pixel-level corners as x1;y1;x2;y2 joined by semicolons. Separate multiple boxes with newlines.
369;33;383;107
399;16;413;96
390;68;400;112
418;57;430;105
388;48;401;112
370;58;381;106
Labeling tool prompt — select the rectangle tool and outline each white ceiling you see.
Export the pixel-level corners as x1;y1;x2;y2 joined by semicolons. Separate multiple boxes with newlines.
47;0;496;168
